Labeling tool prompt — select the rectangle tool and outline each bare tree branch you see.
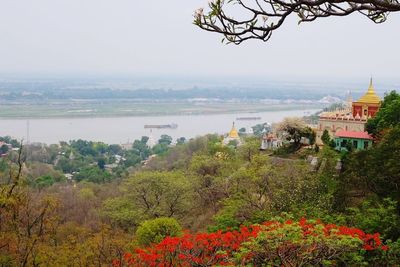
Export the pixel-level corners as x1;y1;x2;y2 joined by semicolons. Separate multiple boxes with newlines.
194;0;400;44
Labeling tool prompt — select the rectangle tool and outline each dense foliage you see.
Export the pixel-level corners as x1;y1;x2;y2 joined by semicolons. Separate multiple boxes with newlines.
116;219;389;266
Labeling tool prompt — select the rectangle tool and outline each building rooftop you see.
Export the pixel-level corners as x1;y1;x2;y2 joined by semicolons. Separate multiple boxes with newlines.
335;130;373;140
355;78;381;104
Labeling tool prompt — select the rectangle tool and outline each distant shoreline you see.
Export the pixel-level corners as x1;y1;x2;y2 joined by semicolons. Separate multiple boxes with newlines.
0;103;324;120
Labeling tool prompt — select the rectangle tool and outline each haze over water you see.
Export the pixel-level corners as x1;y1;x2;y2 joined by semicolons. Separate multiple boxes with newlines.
0;109;319;145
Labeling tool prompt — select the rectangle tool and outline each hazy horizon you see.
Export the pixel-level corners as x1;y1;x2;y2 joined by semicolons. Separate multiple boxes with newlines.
0;0;399;82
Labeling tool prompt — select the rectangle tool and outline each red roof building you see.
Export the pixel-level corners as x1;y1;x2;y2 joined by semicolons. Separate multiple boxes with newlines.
335;130;373;140
334;130;373;151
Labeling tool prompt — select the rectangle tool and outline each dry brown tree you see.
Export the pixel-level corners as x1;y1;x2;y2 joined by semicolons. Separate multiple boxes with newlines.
194;0;400;44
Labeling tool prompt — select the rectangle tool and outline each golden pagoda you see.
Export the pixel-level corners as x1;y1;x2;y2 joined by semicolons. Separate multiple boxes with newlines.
352;78;381;118
228;122;239;138
223;122;241;145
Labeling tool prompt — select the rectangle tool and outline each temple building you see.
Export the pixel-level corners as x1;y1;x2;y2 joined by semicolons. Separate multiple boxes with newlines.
352;79;381;118
260;133;282;150
223;122;242;146
316;79;381;145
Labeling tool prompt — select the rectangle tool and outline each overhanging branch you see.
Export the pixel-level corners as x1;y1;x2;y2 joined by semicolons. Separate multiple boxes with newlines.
194;0;400;44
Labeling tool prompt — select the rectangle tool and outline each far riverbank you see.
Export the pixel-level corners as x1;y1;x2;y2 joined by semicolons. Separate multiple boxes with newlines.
0;100;324;119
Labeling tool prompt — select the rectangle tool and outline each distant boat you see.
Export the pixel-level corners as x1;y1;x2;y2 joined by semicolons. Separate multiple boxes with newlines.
236;117;261;121
144;123;178;129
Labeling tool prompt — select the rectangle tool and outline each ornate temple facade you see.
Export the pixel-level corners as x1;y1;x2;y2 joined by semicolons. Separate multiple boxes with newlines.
316;79;381;145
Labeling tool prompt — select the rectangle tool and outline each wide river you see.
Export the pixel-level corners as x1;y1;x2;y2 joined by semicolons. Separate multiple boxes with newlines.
0;109;320;145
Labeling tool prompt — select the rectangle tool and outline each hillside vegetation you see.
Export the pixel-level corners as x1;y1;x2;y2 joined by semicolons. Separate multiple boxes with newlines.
1;91;400;266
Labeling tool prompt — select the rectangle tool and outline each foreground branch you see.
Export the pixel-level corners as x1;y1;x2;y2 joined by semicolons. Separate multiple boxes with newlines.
194;0;400;44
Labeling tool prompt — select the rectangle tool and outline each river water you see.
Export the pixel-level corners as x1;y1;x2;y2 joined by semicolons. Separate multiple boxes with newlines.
0;109;320;145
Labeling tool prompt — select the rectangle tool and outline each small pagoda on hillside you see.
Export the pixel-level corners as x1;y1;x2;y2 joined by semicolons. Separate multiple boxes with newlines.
223;122;242;146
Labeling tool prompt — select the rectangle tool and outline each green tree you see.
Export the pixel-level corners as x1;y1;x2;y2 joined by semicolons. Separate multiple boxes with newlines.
346;198;400;240
135;217;182;246
176;137;186;145
366;90;400;136
302;126;316;145
277;117;313;150
0;144;9;154
75;166;112;183
151;143;169;155
321;129;331;145
123;152;142;167
132;138;151;159
158;135;172;146
0;136;20;147
102;197;140;230
70;139;97;157
237;136;261;162
35;175;55;189
344;126;400;203
107;144;123;155
122;171;192;218
97;157;106;170
56;157;82;173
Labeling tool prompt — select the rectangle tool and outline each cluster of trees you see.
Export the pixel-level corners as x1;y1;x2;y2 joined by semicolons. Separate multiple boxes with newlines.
9;134;185;189
0;136;20;148
342;90;400;207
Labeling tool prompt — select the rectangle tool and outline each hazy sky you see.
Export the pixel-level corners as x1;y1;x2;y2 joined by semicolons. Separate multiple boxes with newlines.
0;0;399;81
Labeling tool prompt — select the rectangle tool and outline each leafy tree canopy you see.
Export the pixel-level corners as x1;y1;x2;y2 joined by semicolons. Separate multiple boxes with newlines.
366;90;400;136
135;217;182;246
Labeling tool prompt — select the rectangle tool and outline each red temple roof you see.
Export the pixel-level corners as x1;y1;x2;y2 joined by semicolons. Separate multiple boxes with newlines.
335;130;373;140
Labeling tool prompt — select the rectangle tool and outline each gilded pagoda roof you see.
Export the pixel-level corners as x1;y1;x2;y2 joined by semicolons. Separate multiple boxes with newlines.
228;122;239;138
356;79;381;104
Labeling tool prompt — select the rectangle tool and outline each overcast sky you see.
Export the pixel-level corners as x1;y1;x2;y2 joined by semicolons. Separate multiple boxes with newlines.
0;0;399;83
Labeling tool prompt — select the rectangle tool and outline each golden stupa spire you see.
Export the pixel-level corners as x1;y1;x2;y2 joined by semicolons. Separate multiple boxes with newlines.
368;77;374;92
356;78;381;104
228;122;239;138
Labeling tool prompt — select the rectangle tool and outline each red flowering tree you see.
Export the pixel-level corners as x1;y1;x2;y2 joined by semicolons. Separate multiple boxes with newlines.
115;219;388;266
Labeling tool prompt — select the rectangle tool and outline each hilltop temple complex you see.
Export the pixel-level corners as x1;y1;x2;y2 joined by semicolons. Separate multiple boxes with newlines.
316;79;381;145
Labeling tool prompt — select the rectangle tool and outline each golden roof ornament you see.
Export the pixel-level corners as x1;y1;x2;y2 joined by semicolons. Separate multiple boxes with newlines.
356;78;381;104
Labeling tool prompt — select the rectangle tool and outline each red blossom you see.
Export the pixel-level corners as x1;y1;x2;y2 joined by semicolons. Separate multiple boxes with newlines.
116;219;387;267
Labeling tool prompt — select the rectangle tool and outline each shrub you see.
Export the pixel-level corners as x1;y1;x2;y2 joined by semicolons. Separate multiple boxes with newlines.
135;217;182;246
